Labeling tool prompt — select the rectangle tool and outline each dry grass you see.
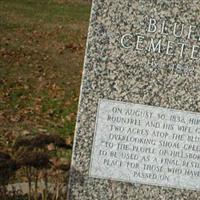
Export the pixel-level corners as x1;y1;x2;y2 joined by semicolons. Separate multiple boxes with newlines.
0;0;91;146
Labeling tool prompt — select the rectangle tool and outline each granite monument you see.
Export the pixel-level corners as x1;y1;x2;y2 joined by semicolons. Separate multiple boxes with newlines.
68;0;200;199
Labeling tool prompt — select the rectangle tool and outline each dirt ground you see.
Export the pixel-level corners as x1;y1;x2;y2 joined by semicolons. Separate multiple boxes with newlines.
0;0;91;161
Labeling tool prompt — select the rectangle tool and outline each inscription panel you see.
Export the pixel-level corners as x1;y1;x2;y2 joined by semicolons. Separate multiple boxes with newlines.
90;99;200;190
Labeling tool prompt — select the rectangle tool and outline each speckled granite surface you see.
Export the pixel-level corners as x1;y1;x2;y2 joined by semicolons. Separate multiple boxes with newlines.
67;1;200;199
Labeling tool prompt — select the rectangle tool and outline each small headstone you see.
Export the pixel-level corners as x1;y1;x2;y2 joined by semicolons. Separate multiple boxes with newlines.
68;1;200;199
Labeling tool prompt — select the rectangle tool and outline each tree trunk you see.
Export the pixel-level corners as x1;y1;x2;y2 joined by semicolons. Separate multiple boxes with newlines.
27;167;32;200
44;170;48;200
34;173;38;200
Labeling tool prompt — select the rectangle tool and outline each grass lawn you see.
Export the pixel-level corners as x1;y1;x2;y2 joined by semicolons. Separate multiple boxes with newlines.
0;0;91;159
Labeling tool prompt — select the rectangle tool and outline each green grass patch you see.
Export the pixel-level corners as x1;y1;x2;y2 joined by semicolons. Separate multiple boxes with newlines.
0;0;91;30
0;0;90;147
40;90;78;136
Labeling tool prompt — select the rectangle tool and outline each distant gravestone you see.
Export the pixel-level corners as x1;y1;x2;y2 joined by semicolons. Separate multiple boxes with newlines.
68;0;200;199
